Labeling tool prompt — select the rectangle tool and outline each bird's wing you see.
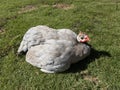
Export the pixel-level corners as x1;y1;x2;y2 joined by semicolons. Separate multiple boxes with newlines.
17;25;56;54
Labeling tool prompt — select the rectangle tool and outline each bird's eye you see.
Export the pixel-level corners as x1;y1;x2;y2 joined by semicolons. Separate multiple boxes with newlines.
80;36;84;39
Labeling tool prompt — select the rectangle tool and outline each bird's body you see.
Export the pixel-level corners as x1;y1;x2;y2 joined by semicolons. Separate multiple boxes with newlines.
18;25;91;73
26;39;90;73
17;25;77;54
26;40;73;73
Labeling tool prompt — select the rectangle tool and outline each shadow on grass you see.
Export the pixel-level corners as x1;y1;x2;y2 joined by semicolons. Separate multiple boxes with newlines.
65;48;111;73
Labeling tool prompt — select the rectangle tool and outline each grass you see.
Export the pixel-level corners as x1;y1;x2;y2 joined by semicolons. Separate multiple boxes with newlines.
0;0;120;89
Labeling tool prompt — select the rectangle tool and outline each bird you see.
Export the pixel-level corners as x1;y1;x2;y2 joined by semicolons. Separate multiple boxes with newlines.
18;25;91;73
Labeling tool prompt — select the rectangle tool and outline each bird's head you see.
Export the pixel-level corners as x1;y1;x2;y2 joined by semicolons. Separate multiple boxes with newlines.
77;32;90;43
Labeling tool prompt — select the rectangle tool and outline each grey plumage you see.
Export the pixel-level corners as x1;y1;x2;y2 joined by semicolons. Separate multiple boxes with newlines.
17;25;77;54
18;25;91;73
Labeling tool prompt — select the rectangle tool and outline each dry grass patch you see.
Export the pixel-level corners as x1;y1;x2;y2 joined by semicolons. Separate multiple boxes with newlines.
18;5;37;14
41;4;50;8
81;70;101;85
0;28;5;34
83;75;100;85
52;3;74;10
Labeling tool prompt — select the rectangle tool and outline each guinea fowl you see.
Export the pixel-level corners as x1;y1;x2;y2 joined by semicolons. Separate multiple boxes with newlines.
18;25;91;73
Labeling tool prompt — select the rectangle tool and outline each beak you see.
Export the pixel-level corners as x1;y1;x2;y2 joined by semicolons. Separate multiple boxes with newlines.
85;35;90;42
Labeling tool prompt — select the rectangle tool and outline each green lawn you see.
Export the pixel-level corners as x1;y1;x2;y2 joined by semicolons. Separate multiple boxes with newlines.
0;0;120;89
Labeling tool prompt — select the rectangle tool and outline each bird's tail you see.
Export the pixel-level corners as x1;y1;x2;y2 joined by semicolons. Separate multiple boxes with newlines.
17;40;28;55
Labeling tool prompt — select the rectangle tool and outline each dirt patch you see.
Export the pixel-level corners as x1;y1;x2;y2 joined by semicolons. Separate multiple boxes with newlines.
41;4;50;8
0;16;17;34
83;75;100;85
52;3;74;10
0;28;5;34
18;5;37;14
81;70;101;85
